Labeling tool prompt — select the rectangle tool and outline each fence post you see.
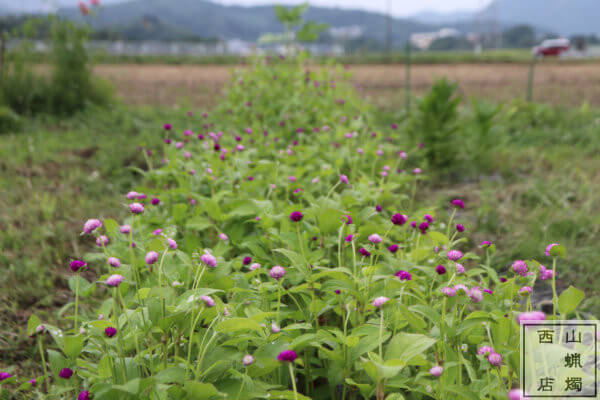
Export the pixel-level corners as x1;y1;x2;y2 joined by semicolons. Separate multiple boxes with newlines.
404;41;411;114
526;56;536;102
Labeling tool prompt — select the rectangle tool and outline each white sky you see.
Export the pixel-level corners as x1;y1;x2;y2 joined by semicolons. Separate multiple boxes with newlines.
215;0;494;17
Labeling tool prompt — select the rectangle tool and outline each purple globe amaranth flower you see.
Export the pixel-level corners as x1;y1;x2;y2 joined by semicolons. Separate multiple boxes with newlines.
120;225;131;234
447;250;463;261
519;286;533;296
153;229;163;236
343;215;353;225
78;391;92;400
418;222;429;234
435;265;447;275
451;199;465;209
105;327;117;338
539;265;554;280
243;256;252;266
508;389;523;400
512;260;529;277
96;235;109;247
388;244;399;253
480;240;492;248
478;346;493;356
108;257;120;268
270;266;286;280
137;193;147;200
454;284;469;295
151;197;160;205
201;253;218;268
163;123;172;131
129;203;144;214
289;211;303;222
345;234;354;242
340;174;349;184
424;214;434;223
277;350;298;362
0;372;12;381
517;311;546;324
59;368;74;379
70;260;87;273
488;352;503;367
441;287;456;297
242;355;254;367
145;251;159;265
29;378;36;386
201;295;215;307
545;243;560;256
375;205;382;212
429;366;443;377
500;277;508;282
334;289;341;295
391;213;408;225
368;234;383;244
469;287;484;303
410;221;417;229
106;274;124;287
456;223;466;232
83;219;102;234
359;247;371;257
372;296;390;308
218;233;229;241
396;270;412;281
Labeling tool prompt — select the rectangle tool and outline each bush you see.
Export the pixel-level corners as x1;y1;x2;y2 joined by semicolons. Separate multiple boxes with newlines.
0;105;22;133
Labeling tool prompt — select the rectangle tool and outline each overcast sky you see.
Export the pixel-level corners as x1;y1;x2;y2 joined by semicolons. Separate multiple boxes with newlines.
215;0;494;17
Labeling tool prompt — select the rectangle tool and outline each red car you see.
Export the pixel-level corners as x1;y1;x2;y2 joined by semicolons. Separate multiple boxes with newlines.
532;38;570;57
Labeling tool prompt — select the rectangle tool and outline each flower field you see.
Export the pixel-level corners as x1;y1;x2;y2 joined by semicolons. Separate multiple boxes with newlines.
0;55;596;399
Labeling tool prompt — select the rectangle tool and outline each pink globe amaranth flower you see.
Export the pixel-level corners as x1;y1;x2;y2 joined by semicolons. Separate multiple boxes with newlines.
175;142;184;149
0;372;13;381
129;203;144;214
447;250;463;261
345;234;354;242
201;295;215;307
480;240;492;248
455;263;466;274
376;149;384;156
243;256;252;266
311;177;319;184
288;176;296;182
373;296;390;308
151;197;160;205
545;243;560;256
59;368;73;379
488;352;503;367
242;355;254;367
184;151;192;159
456;223;466;232
388;244;399;253
519;286;533;296
96;235;109;247
289;211;303;222
153;229;163;236
249;263;261;271
167;238;177;250
357;147;364;155
271;322;281;333
277;350;298;362
108;257;120;268
429;365;443;377
145;251;159;265
83;219;102;234
424;214;434;223
126;191;139;200
512;260;528;276
539;265;554;280
517;311;546;324
508;389;523;400
368;234;383;244
451;199;465;209
201;253;217;268
340;174;349;184
164;139;172;145
410;221;417;228
105;327;117;338
359;247;371;257
106;274;124;287
78;391;92;400
391;213;408;225
375;205;382;212
418;222;429;234
120;225;131;234
396;270;412;281
35;324;46;335
454;284;469;295
218;233;229;241
441;287;456;297
469;287;484;303
29;378;36;386
478;345;493;356
435;265;446;275
69;260;87;273
137;193;147;200
413;168;422;175
270;266;286;280
163;123;172;131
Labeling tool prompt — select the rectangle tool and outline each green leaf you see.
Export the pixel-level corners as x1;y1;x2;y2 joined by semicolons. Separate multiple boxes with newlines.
27;314;42;337
216;318;262;332
184;381;221;400
63;335;85;359
172;203;188;224
155;367;186;384
385;332;436;365
558;286;584;315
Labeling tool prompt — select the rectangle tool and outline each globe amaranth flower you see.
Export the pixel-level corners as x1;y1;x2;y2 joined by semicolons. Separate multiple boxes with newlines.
396;270;412;281
151;197;160;205
424;214;434;223
454;284;469;295
36;324;46;335
368;234;382;244
480;240;492;248
70;260;87;273
418;222;429;234
145;251;159;265
388;244;399;253
469;287;484;303
441;287;456;297
105;327;117;338
446;250;463;261
270;266;286;280
242;355;255;367
243;256;252;266
95;235;109;247
271;322;281;333
512;260;528;276
517;311;546;324
488;352;503;367
153;228;163;236
359;247;371;257
126;191;139;200
106;274;124;287
59;368;74;379
429;366;443;377
478;346;493;356
375;205;382;212
435;265;447;275
0;372;12;381
78;391;92;400
289;211;303;222
218;233;229;241
249;263;261;271
201;295;215;307
451;199;465;209
345;234;354;242
343;215;353;225
167;238;177;250
508;389;523;400
455;263;466;274
539;265;554;280
277;350;298;362
519;286;533;296
120;225;131;234
413;168;422;175
391;213;408;226
372;296;390;308
201;253;218;268
83;219;102;234
163;123;172;131
108;257;120;268
545;243;559;256
340;174;349;184
129;203;144;214
456;224;466;232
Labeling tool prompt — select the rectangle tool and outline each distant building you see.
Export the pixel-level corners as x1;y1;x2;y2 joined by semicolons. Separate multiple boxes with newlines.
410;28;460;50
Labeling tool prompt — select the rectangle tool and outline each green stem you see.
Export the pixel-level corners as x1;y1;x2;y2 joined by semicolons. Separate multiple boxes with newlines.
235;369;248;400
551;257;558;316
37;336;49;393
186;305;204;378
74;272;80;332
277;279;282;325
378;309;384;358
288;363;298;400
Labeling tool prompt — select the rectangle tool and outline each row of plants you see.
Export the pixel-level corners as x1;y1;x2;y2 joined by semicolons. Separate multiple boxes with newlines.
0;55;590;399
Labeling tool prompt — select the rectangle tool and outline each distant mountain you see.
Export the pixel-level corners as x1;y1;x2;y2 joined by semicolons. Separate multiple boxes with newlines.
411;10;475;25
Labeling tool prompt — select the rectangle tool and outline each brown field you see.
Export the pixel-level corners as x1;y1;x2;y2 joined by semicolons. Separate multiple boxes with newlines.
94;63;600;108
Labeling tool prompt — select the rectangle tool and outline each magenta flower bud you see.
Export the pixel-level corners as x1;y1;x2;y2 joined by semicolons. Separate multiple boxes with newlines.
539;265;554;280
418;222;429;234
451;199;465;209
277;350;298;362
145;251;159;265
108;257;120;268
289;211;303;222
413;168;422;174
78;390;92;400
375;205;382;212
456;223;465;232
469;287;484;303
424;214;434;223
391;213;408;225
59;368;73;379
435;265;446;275
359;247;371;257
441;287;456;297
218;233;229;241
343;215;353;225
106;274;124;287
368;234;382;244
137;194;147;200
242;355;254;367
545;243;560;256
395;270;412;281
512;260;528;276
446;250;463;261
167;238;177;250
201;253;217;268
519;286;533;296
270;265;286;280
105;327;117;338
96;235;109;247
83;219;102;234
478;346;493;356
153;229;163;235
0;372;13;381
200;295;215;307
508;389;523;400
488;352;502;366
517;311;546;324
249;263;261;271
151;197;160;205
340;174;349;184
29;378;36;386
129;203;144;214
126;191;139;200
163;123;172;131
344;234;354;242
69;260;87;273
243;256;252;265
372;296;389;308
429;366;443;377
175;142;183;149
456;263;465;274
480;240;492;248
388;244;399;253
120;225;131;234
